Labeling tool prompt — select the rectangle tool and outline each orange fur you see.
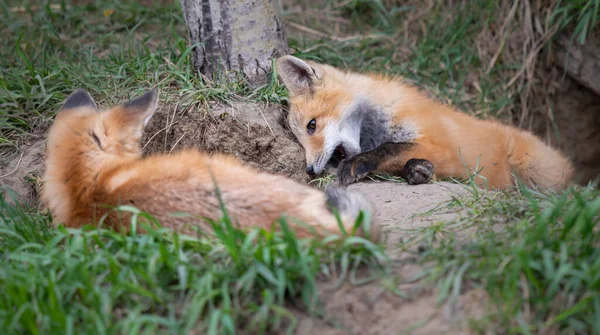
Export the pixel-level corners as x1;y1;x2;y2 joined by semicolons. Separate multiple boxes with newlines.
277;56;574;190
41;89;379;239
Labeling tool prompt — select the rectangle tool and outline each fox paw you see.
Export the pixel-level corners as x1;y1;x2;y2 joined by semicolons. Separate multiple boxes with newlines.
337;156;377;186
402;159;434;185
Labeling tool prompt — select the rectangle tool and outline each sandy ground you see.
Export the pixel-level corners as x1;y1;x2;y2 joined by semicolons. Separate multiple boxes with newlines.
291;181;486;335
350;181;470;258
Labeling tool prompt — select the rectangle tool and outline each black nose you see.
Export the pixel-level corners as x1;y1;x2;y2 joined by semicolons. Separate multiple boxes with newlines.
306;166;315;175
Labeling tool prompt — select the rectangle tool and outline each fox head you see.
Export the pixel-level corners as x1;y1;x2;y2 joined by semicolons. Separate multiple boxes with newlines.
42;88;159;222
276;56;365;176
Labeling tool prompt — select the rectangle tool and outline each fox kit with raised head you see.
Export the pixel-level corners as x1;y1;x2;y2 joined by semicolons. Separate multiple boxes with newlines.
276;55;573;190
41;88;379;239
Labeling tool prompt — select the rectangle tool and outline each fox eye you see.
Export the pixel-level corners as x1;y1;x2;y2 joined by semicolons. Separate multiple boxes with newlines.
307;119;316;135
89;131;102;150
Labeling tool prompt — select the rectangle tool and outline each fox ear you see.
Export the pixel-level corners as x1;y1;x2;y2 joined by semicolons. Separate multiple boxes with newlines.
276;55;320;96
60;88;98;111
121;88;159;128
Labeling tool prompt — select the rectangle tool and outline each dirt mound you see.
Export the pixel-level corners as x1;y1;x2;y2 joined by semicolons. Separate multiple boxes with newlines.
296;284;488;335
0;141;45;208
143;101;307;182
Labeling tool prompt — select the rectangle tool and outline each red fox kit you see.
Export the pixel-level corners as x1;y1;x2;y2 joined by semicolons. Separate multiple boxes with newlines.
41;88;379;239
276;55;574;190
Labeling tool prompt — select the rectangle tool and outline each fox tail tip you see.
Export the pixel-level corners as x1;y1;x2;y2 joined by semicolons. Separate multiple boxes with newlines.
325;185;380;241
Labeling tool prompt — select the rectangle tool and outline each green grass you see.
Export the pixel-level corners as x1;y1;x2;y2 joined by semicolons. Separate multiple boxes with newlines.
0;190;386;335
286;0;600;126
0;0;286;154
3;0;597;154
2;0;600;333
285;1;516;117
403;182;600;334
551;0;600;44
1;0;598;152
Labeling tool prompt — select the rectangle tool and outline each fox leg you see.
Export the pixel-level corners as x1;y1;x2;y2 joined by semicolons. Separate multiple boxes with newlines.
337;142;436;186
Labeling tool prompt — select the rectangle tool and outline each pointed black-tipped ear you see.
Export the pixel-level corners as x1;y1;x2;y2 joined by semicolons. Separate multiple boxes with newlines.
276;55;320;96
60;88;98;111
122;88;159;127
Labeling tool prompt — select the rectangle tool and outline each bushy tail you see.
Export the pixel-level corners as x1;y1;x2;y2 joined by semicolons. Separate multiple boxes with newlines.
324;186;380;240
507;129;574;190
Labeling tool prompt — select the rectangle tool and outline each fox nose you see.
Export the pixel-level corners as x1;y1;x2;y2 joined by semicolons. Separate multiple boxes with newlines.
306;165;315;176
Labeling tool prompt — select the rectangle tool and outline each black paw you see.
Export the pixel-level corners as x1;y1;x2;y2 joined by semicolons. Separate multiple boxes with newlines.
337;155;377;186
402;159;434;185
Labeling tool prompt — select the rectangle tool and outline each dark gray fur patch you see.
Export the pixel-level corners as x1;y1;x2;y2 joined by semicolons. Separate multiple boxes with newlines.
344;100;392;152
61;88;97;111
343;99;418;152
360;111;392;151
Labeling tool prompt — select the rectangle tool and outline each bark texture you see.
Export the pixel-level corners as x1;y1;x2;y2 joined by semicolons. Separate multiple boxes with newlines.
180;0;289;86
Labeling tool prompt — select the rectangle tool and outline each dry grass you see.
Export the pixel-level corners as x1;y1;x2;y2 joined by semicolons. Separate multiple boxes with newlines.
281;0;599;141
1;0;597;159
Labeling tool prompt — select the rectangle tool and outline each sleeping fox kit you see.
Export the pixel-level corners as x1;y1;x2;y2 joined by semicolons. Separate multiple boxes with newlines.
41;88;379;239
276;55;574;190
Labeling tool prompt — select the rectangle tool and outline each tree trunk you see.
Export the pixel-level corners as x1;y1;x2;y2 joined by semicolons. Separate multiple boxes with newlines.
179;0;289;86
